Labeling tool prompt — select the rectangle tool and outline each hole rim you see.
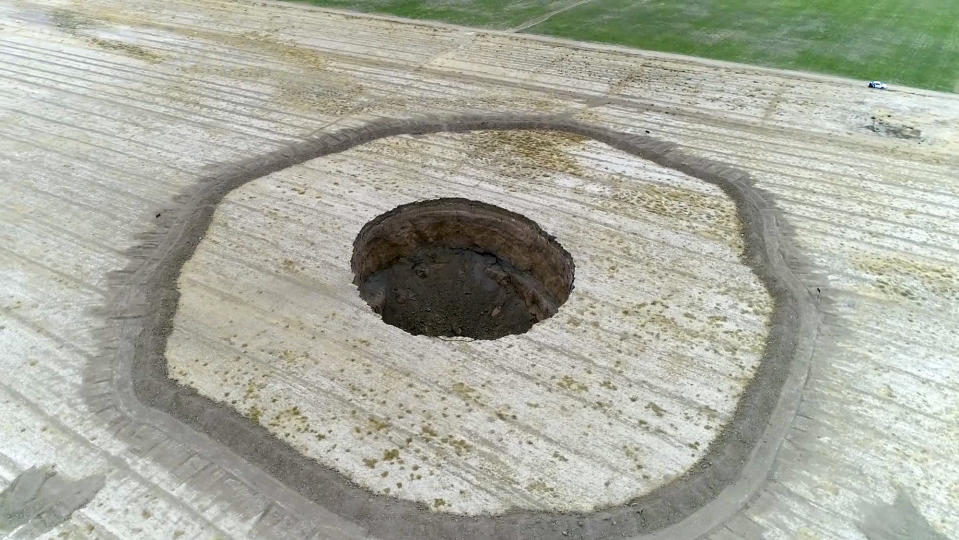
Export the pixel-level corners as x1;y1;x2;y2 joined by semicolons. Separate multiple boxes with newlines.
351;197;575;339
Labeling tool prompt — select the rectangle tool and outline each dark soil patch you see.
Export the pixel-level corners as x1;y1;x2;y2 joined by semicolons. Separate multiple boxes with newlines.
867;114;922;140
359;246;547;339
351;198;575;340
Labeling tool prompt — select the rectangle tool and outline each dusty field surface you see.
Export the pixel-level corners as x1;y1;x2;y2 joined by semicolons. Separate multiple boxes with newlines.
165;130;772;515
2;0;959;538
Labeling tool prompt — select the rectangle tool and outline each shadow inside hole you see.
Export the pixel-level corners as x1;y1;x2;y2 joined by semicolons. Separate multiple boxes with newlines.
351;198;575;339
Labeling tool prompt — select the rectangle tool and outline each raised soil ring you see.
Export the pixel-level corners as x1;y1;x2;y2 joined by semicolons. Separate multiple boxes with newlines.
351;198;575;340
103;114;818;540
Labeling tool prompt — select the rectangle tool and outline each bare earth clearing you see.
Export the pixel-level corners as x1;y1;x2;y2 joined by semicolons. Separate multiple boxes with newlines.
1;0;958;538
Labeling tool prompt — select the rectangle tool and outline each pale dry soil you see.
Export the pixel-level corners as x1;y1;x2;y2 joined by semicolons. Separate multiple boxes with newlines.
1;0;958;537
165;130;772;514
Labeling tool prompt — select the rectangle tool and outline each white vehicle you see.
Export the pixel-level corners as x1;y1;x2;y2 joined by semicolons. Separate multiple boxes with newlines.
868;80;887;89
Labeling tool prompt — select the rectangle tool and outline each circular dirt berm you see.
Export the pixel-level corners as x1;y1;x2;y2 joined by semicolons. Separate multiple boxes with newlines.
351;198;574;340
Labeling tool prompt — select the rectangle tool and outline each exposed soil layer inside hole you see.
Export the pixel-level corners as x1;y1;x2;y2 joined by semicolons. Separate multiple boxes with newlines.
352;198;574;339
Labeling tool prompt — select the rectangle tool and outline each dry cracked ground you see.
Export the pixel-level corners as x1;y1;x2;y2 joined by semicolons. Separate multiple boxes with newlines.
1;0;959;538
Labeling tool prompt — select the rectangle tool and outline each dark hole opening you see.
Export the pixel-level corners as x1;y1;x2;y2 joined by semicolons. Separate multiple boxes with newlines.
351;198;574;340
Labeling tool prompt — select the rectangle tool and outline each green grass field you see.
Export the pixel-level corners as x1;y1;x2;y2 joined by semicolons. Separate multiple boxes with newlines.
290;0;574;29
293;0;959;92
